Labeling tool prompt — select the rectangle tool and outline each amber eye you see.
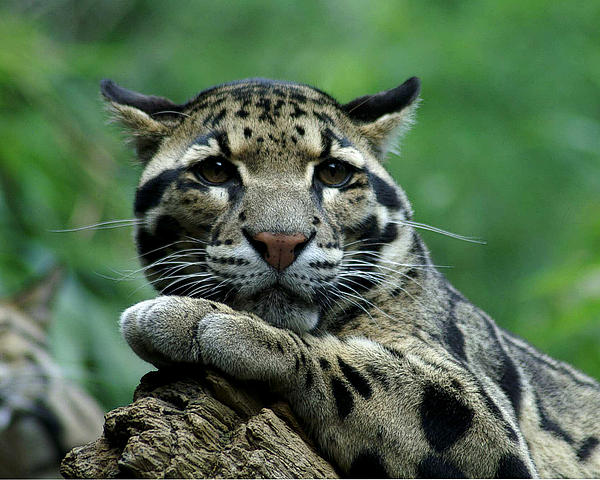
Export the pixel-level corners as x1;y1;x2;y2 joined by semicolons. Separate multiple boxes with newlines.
315;160;353;187
192;157;236;185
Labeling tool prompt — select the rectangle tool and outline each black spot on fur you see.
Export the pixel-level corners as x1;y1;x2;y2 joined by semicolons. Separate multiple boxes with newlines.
276;341;284;354
338;358;372;399
289;91;308;103
577;436;599;461
495;454;532;478
313;110;334;124
305;368;314;389
384;346;404;360
331;377;354;419
215;131;231;157
290;104;307;118
417;455;465;478
352;214;379;244
499;349;522;418
299;351;306;367
405;267;419;279
243;127;252;138
379;223;398;244
348;451;388;478
477;386;519;443
367;171;402;210
319;358;331;370
420;382;474;452
410;230;425;259
136;228;165;264
210;108;227;127
238;211;246;221
155;215;181;243
134;168;183;214
236;109;249;118
295;125;305;136
312;216;321;225
535;394;574;444
320;130;333;158
444;321;467;363
366;364;391;390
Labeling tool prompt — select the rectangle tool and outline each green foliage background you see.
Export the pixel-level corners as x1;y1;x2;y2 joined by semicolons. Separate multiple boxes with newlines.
1;0;598;409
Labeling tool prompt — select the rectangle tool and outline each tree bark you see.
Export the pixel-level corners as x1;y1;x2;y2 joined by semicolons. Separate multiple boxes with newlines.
60;367;340;478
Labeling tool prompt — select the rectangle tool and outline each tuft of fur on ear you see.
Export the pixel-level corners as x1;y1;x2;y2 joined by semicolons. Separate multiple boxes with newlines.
342;77;421;160
100;79;187;163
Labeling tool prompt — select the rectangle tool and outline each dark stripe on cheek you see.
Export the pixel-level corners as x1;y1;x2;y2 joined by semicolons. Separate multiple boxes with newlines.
379;223;398;244
136;215;182;265
155;215;182;243
136;227;164;264
331;377;354;419
367;171;402;210
348;214;379;243
134;168;183;215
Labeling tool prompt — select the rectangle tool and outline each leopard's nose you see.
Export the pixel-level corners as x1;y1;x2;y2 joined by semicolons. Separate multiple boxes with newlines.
246;231;309;271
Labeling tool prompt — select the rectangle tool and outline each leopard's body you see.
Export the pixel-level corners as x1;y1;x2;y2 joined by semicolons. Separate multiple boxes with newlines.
102;77;600;477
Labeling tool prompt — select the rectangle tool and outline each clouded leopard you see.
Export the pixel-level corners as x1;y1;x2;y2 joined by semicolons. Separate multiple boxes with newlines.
101;76;600;478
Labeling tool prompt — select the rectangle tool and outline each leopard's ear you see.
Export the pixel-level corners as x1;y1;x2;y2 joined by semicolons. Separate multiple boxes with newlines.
100;79;187;163
342;77;421;160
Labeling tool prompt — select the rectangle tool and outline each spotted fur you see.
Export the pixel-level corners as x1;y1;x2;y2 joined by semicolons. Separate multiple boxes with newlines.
103;77;600;478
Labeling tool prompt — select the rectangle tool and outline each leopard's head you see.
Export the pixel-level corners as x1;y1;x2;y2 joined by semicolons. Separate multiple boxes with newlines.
102;77;421;332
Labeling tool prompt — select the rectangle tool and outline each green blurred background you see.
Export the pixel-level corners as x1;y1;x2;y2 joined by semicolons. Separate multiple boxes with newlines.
1;0;598;410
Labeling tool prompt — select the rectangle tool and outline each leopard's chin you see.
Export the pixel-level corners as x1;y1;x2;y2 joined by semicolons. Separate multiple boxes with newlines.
232;286;319;333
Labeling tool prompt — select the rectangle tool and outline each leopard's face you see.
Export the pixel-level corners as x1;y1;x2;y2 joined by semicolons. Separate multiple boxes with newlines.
104;78;420;332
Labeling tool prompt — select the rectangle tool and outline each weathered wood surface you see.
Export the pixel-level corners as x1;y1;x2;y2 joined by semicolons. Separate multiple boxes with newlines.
61;368;340;478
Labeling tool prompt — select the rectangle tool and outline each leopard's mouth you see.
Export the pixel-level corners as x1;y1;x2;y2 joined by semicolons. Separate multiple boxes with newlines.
231;284;319;333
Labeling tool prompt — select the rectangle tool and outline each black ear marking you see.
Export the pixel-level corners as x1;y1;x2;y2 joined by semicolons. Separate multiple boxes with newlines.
342;77;421;122
100;79;185;115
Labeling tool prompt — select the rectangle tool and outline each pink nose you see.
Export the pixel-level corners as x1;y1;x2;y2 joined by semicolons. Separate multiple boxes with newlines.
251;232;308;271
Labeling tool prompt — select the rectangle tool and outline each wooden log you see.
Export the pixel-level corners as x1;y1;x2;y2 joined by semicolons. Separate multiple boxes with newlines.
61;368;340;478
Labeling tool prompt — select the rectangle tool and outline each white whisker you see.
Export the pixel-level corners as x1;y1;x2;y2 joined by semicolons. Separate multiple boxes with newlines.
49;218;143;233
391;220;486;244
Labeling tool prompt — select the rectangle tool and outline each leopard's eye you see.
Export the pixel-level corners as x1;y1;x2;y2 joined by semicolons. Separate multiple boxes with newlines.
192;157;237;185
315;160;353;187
